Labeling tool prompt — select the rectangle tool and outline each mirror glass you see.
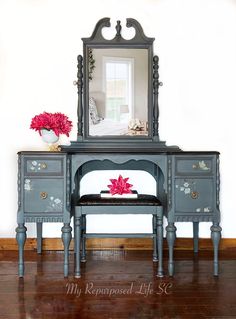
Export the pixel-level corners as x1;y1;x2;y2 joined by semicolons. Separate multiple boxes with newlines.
88;48;148;136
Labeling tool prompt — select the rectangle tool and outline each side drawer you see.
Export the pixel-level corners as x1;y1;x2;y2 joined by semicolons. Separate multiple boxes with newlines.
24;157;63;176
175;178;214;214
175;157;213;176
24;178;64;213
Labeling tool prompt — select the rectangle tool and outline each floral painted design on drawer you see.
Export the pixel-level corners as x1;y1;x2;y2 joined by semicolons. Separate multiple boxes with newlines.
175;157;213;175
25;158;63;175
24;178;64;213
175;178;214;213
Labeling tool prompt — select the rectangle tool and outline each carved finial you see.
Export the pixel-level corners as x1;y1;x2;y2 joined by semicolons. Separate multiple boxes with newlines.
115;20;122;37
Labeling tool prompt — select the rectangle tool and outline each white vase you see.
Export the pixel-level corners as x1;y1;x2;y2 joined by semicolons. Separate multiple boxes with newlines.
40;129;59;144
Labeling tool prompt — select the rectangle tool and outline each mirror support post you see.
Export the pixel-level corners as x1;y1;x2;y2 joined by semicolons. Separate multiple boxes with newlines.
76;55;83;140
153;55;160;141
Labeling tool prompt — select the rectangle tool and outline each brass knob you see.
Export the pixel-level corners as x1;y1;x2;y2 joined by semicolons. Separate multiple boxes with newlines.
40;192;48;200
191;191;198;199
41;163;47;169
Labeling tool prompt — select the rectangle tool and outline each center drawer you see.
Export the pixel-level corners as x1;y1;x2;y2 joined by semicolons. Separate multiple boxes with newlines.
24;178;64;213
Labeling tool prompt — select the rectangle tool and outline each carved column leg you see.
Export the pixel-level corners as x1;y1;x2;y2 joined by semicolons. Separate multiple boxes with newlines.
156;210;164;277
166;222;177;276
16;223;27;277
36;222;42;254
193;222;199;253
74;211;82;278
81;215;87;262
152;214;158;262
211;222;222;276
61;223;72;277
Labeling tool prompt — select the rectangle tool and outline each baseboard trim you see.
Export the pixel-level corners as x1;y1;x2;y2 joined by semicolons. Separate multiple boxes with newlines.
0;238;235;251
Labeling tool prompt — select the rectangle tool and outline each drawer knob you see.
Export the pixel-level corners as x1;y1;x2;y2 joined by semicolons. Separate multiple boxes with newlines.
41;163;47;169
191;191;198;199
40;192;48;200
192;164;197;169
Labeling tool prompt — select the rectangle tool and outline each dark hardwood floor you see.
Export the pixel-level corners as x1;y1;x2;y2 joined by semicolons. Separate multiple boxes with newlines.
0;250;236;319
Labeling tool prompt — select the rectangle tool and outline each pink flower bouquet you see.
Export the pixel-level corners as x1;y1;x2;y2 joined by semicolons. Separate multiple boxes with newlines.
30;112;73;137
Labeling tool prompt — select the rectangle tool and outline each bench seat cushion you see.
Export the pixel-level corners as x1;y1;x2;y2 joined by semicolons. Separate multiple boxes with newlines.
77;194;161;206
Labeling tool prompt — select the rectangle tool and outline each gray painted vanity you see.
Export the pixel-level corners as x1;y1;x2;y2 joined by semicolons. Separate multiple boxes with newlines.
16;18;221;277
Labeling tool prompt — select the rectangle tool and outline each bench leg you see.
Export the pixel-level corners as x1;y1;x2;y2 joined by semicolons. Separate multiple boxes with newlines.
156;212;164;277
73;216;76;255
152;215;158;262
81;215;86;262
75;212;82;278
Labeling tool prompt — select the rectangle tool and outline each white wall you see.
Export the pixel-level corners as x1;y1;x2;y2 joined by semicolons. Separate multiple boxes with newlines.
0;0;236;238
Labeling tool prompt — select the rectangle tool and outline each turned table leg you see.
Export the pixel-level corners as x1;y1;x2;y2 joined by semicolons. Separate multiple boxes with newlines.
193;222;199;253
36;222;42;254
166;222;177;276
61;223;72;277
16;223;27;277
211;222;222;276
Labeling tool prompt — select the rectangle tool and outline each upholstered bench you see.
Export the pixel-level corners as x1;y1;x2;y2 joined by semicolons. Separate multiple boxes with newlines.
74;194;163;278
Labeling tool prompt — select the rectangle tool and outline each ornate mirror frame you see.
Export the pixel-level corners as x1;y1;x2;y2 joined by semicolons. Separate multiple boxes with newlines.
65;18;178;151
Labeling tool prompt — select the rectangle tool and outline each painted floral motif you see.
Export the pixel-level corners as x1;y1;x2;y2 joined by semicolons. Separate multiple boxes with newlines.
193;160;210;171
45;196;63;212
24;179;32;191
176;180;194;195
196;207;211;213
29;161;46;171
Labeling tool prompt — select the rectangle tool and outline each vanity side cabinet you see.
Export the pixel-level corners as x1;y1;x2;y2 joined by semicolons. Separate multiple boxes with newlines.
166;152;221;276
171;153;220;223
16;151;72;277
17;152;71;224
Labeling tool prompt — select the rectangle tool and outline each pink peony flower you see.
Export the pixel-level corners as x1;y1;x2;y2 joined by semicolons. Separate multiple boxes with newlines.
30;112;73;136
108;175;133;195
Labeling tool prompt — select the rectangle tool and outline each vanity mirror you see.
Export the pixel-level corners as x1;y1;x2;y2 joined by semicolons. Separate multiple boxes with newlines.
88;48;148;137
64;17;179;151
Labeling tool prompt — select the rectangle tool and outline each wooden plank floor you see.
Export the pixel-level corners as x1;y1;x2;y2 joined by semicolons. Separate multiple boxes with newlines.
0;250;236;319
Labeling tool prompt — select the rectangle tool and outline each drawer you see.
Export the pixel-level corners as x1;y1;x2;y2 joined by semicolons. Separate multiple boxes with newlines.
175;178;214;214
25;157;63;176
175;157;213;175
24;178;64;213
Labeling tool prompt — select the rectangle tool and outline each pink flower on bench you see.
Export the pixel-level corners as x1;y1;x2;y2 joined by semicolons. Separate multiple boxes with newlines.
108;175;133;195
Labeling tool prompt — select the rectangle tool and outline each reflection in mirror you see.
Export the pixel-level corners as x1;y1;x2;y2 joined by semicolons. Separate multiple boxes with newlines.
89;48;148;136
